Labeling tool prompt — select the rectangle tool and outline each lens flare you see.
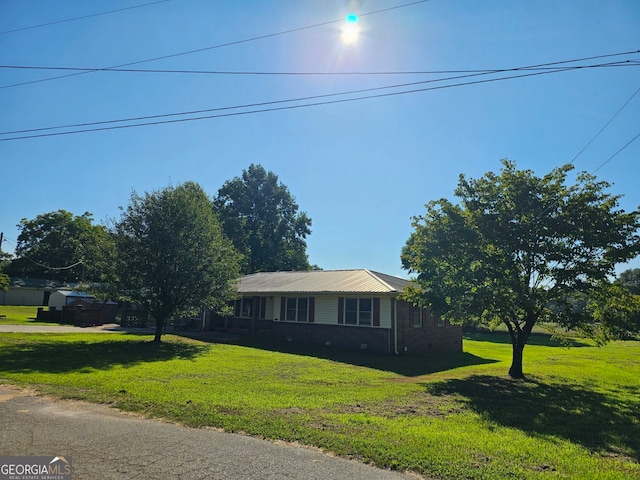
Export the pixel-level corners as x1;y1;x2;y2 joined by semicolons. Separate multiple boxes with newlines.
342;14;360;44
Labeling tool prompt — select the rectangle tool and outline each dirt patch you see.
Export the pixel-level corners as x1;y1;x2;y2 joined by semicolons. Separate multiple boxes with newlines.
0;384;38;402
336;392;465;419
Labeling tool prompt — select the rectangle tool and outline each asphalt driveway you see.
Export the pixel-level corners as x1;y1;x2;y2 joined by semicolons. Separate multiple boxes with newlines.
0;385;421;480
0;323;154;334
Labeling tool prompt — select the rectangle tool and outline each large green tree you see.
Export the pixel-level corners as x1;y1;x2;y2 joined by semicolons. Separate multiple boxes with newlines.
8;210;115;283
214;164;312;273
616;268;640;295
402;160;640;378
114;182;240;342
0;251;10;291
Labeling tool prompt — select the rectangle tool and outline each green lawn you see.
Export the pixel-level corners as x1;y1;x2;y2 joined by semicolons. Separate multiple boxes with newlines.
0;305;60;325
0;330;638;480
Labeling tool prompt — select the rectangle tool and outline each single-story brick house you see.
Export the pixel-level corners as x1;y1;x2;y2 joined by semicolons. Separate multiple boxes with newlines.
220;269;462;354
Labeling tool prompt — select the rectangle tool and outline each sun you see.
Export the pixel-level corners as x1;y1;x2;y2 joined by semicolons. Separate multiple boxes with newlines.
341;14;360;44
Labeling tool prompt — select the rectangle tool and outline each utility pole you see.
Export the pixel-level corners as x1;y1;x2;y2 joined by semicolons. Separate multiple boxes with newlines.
0;232;3;252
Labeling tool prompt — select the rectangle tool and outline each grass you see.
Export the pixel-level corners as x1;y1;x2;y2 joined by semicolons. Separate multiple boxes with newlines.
0;330;638;480
0;305;60;325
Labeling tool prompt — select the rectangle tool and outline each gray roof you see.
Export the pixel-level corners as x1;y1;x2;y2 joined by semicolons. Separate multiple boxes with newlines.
54;290;94;298
9;277;73;290
238;270;409;294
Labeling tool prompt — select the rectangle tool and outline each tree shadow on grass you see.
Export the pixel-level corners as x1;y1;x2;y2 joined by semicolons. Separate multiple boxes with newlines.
464;331;591;347
425;375;639;460
0;338;210;374
215;335;498;377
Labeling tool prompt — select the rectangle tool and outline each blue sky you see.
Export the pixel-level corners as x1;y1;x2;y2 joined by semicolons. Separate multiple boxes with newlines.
1;0;639;279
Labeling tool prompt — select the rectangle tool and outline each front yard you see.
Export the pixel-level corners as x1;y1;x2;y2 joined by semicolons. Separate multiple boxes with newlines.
0;328;637;479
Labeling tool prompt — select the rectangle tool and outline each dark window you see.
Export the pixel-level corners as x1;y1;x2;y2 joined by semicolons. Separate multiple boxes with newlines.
359;298;372;325
345;298;358;325
235;298;253;318
344;298;374;326
259;297;267;319
297;297;308;322
412;307;422;327
285;297;309;322
286;298;297;321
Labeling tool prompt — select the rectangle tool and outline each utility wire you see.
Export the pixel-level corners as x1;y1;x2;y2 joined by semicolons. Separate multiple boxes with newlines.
524;84;640;242
0;0;432;90
0;65;584;76
0;1;171;35
592;131;640;173
569;85;640;166
0;58;635;137
1;237;84;271
0;64;623;142
1;58;637;77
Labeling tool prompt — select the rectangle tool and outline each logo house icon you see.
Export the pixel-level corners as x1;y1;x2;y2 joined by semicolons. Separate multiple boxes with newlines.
49;456;72;476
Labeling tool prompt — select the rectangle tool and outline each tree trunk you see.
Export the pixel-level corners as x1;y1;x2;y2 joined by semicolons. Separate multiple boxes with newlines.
505;315;535;379
154;315;165;343
508;341;525;378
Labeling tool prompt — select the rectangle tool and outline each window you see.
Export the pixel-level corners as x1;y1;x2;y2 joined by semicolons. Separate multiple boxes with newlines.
259;296;267;320
412;307;422;327
345;298;358;325
234;298;253;318
345;298;373;326
359;298;372;325
285;297;309;322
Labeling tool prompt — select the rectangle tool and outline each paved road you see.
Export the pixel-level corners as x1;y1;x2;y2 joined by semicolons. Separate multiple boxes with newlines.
0;324;239;344
0;386;421;480
0;323;154;334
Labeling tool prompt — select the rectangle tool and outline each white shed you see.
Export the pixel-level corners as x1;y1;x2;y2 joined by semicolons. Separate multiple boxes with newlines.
48;290;95;309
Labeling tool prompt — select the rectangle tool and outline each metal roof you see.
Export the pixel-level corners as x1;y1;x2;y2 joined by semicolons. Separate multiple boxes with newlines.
54;290;94;298
9;277;72;290
237;270;409;294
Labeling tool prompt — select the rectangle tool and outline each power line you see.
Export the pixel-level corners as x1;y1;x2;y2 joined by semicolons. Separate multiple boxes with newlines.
0;1;171;35
592;131;640;174
0;0;432;90
523;85;640;239
0;56;635;137
570;85;640;166
0;237;84;271
0;63;626;142
1;59;637;77
0;65;570;76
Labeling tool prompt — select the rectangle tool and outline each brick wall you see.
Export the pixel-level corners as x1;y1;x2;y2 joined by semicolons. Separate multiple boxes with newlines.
211;297;463;355
260;321;392;354
395;300;463;353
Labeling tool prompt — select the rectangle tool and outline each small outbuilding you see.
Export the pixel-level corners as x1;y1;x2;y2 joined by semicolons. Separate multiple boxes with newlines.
48;290;96;309
38;290;118;326
0;278;69;306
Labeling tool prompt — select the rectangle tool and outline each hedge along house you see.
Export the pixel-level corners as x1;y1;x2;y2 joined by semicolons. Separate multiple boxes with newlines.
224;270;462;354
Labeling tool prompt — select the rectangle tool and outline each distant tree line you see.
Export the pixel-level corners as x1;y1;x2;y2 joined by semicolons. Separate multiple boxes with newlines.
5;164;312;282
3;161;639;354
2;164;312;341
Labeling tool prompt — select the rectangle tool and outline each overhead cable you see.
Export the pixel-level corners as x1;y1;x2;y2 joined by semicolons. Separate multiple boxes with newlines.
1;63;631;142
0;0;171;35
0;0;432;89
1;56;637;77
591;131;640;173
0;56;635;137
570;85;640;166
0;237;84;271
